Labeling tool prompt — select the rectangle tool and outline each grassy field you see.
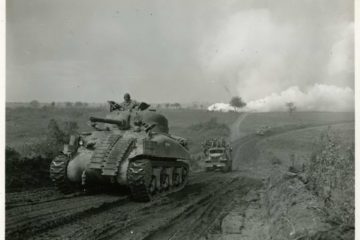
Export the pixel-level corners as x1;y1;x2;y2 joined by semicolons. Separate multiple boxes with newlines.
256;122;354;172
236;111;354;137
6;107;353;153
6;107;239;153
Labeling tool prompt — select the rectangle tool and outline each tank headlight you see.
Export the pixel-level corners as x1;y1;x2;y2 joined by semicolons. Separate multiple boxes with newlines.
79;140;84;146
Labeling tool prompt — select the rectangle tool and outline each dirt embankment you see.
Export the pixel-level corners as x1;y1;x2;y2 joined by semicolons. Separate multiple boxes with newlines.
264;168;353;240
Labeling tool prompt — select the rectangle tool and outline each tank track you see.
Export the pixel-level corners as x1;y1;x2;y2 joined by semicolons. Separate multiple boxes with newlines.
49;154;75;194
127;159;189;202
88;134;121;170
102;138;135;176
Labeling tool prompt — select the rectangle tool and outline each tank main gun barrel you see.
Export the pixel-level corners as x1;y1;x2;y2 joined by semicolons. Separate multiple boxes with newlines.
89;117;124;125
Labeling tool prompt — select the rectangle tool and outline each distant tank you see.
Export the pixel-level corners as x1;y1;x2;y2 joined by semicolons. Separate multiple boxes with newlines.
49;102;190;201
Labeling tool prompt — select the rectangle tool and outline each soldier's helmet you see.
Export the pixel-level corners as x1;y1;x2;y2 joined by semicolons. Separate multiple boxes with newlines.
124;93;131;102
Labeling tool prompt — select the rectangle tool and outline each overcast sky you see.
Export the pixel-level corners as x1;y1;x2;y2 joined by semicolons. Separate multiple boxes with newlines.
6;0;354;104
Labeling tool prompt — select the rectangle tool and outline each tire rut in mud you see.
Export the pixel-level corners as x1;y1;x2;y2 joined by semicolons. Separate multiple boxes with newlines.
6;188;74;209
6;194;128;240
143;177;262;240
29;172;237;240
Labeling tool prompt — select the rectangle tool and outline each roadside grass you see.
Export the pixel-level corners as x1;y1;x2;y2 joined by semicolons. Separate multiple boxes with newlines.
306;127;354;229
257;123;354;237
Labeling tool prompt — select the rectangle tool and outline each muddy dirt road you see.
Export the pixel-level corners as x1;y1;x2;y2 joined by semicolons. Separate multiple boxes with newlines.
6;130;264;240
7;174;261;240
6;123;346;240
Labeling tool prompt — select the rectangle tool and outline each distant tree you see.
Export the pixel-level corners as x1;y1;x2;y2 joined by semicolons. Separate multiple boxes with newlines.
75;101;83;107
82;102;88;107
29;100;40;108
165;103;170;108
286;102;296;116
173;103;182;109
192;103;198;109
65;102;73;107
230;96;246;111
50;102;56;108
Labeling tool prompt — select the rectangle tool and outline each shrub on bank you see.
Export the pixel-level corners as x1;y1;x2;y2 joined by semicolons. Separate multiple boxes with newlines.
306;128;354;229
6;147;52;191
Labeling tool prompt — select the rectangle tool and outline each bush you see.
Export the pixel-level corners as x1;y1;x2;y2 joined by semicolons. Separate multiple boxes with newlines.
269;152;282;165
306;128;354;228
6;147;52;191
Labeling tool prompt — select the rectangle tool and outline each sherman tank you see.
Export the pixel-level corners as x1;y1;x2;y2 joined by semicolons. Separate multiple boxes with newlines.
49;102;190;201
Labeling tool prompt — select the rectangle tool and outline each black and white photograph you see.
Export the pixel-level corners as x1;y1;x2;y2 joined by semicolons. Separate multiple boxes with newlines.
4;0;356;239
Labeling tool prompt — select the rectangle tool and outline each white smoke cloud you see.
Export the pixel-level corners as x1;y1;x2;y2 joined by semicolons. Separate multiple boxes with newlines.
208;84;354;112
200;7;354;108
246;84;354;112
200;9;294;100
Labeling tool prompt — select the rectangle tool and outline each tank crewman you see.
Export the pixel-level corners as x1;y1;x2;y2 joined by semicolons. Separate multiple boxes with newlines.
221;138;226;147
108;93;140;112
119;93;140;111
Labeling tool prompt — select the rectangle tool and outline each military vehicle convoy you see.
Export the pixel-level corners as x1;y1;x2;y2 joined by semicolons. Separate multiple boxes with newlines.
202;139;232;172
49;102;190;201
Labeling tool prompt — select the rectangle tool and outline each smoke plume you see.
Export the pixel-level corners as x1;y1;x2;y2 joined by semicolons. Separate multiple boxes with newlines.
246;84;354;112
200;5;354;111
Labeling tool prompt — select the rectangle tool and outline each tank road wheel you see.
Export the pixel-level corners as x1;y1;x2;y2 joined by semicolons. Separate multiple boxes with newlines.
127;159;153;202
181;167;188;184
50;154;75;194
173;168;181;186
160;171;170;191
149;176;157;195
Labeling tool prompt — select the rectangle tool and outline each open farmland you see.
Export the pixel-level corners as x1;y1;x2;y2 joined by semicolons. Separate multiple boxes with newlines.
5;107;239;153
5;108;354;240
5;107;353;154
